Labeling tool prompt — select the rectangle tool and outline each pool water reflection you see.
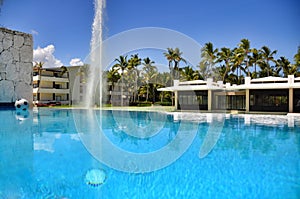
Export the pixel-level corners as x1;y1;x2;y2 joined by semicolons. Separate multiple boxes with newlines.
0;108;299;198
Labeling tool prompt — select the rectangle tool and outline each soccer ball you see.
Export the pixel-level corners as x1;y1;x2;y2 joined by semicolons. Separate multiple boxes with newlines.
15;99;30;122
15;98;29;111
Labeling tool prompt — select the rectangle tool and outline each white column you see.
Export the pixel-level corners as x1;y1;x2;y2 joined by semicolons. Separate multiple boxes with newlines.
173;80;179;110
175;91;178;110
208;90;212;112
207;78;213;112
288;75;294;113
289;88;293;113
246;89;250;113
245;77;251;113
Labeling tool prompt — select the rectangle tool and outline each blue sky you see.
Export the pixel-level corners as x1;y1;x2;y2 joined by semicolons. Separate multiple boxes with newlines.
1;0;299;68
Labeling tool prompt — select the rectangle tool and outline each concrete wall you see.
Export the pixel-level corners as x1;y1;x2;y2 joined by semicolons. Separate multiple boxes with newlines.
0;28;33;104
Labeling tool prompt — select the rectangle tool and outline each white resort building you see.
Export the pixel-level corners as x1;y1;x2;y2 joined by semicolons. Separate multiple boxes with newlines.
159;75;300;113
32;67;70;106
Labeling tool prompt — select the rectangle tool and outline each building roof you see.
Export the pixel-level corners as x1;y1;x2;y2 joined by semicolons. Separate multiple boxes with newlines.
250;76;288;83
158;75;300;92
179;80;207;85
33;67;65;72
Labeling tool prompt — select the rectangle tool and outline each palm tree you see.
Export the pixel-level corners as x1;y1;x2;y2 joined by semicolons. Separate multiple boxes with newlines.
231;48;245;84
180;66;202;81
259;46;277;77
113;55;129;106
128;54;141;102
128;53;141;70
276;56;296;77
214;65;227;83
33;61;44;69
227;73;239;85
163;48;186;105
164;48;176;78
59;66;68;77
156;72;172;103
238;39;252;76
143;57;155;67
164;47;186;80
142;57;157;102
217;47;232;83
76;64;89;84
173;47;187;79
258;62;270;77
198;61;212;80
106;67;121;92
113;55;129;75
293;46;300;77
294;46;300;68
199;42;218;80
249;48;261;78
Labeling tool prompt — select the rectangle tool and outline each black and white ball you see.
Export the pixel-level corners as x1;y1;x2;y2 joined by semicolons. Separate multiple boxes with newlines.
15;99;30;122
15;98;29;111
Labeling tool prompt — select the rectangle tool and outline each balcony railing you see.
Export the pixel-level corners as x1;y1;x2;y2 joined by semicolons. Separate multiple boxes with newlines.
32;75;69;83
33;88;69;94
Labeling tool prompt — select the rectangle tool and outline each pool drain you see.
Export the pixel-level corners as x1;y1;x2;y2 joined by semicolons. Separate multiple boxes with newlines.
85;169;106;187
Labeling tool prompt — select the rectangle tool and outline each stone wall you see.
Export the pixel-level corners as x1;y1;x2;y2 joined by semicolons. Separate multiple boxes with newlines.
0;28;33;105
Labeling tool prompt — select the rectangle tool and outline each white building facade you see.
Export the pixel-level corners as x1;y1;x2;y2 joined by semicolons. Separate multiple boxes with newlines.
159;75;300;113
33;67;69;106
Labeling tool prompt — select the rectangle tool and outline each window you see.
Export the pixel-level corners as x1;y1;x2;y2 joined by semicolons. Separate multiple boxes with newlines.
249;89;288;112
178;91;208;110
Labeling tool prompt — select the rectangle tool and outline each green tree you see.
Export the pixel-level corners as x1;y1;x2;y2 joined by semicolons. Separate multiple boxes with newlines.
199;42;218;80
128;53;141;70
180;66;202;81
128;54;141;102
214;65;226;83
112;55;129;106
164;47;186;80
276;56;296;77
217;47;232;83
59;66;68;77
238;39;252;77
198;61;212;80
294;46;300;74
249;48;262;78
33;61;44;69
173;47;187;79
231;48;245;84
164;48;176;79
113;55;129;76
106;67;121;92
259;46;277;77
156;72;172;103
142;57;157;102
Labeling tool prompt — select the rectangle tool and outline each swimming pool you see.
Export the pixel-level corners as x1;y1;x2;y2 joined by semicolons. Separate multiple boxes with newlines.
0;108;299;198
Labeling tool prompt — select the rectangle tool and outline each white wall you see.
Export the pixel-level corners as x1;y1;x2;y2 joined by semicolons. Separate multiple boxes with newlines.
0;28;33;104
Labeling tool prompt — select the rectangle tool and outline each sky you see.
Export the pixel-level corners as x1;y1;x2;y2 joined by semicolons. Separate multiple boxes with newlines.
1;0;299;69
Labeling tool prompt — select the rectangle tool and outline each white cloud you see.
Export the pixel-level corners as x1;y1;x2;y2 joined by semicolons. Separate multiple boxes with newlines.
31;29;39;35
69;58;84;66
33;44;63;68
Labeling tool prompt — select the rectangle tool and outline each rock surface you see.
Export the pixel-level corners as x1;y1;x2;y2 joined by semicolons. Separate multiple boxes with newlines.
0;28;33;104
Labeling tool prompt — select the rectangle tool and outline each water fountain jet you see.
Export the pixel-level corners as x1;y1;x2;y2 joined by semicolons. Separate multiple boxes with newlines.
84;0;106;108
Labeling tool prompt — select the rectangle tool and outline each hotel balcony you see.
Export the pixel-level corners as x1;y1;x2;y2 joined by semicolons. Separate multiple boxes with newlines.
33;75;69;83
33;88;70;94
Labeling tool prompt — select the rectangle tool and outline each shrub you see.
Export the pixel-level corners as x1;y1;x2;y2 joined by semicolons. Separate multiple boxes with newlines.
154;102;172;106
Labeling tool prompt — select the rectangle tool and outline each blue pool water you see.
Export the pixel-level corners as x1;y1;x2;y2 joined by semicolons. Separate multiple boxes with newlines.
0;108;299;198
